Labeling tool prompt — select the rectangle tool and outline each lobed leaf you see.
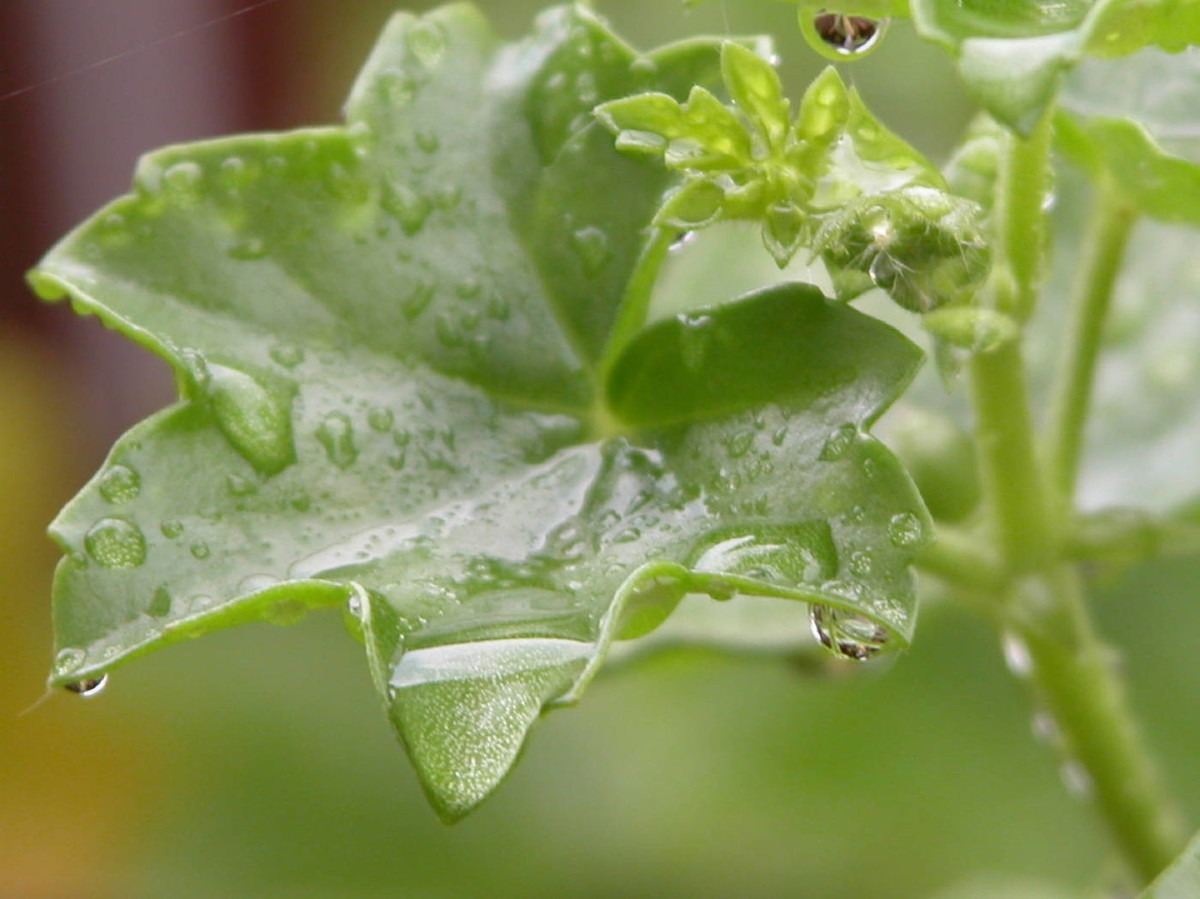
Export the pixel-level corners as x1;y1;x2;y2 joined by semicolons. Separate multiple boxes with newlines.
32;2;928;820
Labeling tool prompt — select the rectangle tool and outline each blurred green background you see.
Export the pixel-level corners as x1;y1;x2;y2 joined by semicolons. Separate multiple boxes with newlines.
1;2;1196;897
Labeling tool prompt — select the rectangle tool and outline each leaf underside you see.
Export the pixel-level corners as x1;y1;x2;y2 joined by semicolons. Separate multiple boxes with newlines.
33;2;927;820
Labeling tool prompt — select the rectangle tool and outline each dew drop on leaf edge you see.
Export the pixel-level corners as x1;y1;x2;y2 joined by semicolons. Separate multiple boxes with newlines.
806;12;888;60
63;674;109;697
809;604;889;661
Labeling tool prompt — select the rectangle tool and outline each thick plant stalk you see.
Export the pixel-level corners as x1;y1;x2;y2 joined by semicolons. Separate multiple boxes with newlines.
969;118;1186;885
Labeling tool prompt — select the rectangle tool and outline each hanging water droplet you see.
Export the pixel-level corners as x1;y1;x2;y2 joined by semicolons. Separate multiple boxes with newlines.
98;465;141;504
810;12;888;58
64;674;109;697
85;518;147;569
809;604;889;660
669;230;696;252
316;412;358;469
888;512;925;548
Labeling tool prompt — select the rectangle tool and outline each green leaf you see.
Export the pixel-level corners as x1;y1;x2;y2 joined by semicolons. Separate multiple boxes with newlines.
32;3;928;820
721;42;791;150
911;0;1200;134
1058;50;1200;223
1137;828;1200;898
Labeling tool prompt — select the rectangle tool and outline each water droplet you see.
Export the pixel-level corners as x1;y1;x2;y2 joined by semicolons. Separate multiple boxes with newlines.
402;278;436;320
811;13;887;57
290;494;311;512
486;294;511;321
1060;760;1093;798
206;364;295;475
415;131;440;153
316;412;358;469
1031;709;1059;745
226;473;258;496
669;230;696;252
269;344;305;369
433;184;461;210
819;423;859;461
848;550;873;577
570;226;611;277
809;604;889;660
368;408;395;432
85;518;147;569
218;156;250;191
887;512;925;548
229;237;267;261
379;69;417;106
162;161;203;205
54;647;86;677
98;465;141;504
407;19;446;69
383;184;431;235
1002;632;1032;678
64;674;108;697
456;276;482;299
160;519;184;539
727;430;755;458
149;586;172;618
190;541;211;560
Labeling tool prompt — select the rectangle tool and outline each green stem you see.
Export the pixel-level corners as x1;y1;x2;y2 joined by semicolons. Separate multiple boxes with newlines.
915;526;1004;594
1006;570;1186;884
968;121;1185;884
969;340;1055;572
994;115;1053;322
1046;189;1138;507
597;225;678;379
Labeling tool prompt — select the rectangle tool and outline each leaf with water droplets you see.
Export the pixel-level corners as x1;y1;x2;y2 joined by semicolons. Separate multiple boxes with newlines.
31;3;928;822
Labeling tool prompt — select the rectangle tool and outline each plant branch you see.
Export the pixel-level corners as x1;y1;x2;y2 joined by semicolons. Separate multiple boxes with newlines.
970;339;1055;572
915;526;1005;594
995;115;1053;322
1046;188;1138;508
1006;570;1186;884
970;120;1185;885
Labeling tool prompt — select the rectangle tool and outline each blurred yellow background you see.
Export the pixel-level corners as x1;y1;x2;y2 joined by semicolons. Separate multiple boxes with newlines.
1;2;1197;897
